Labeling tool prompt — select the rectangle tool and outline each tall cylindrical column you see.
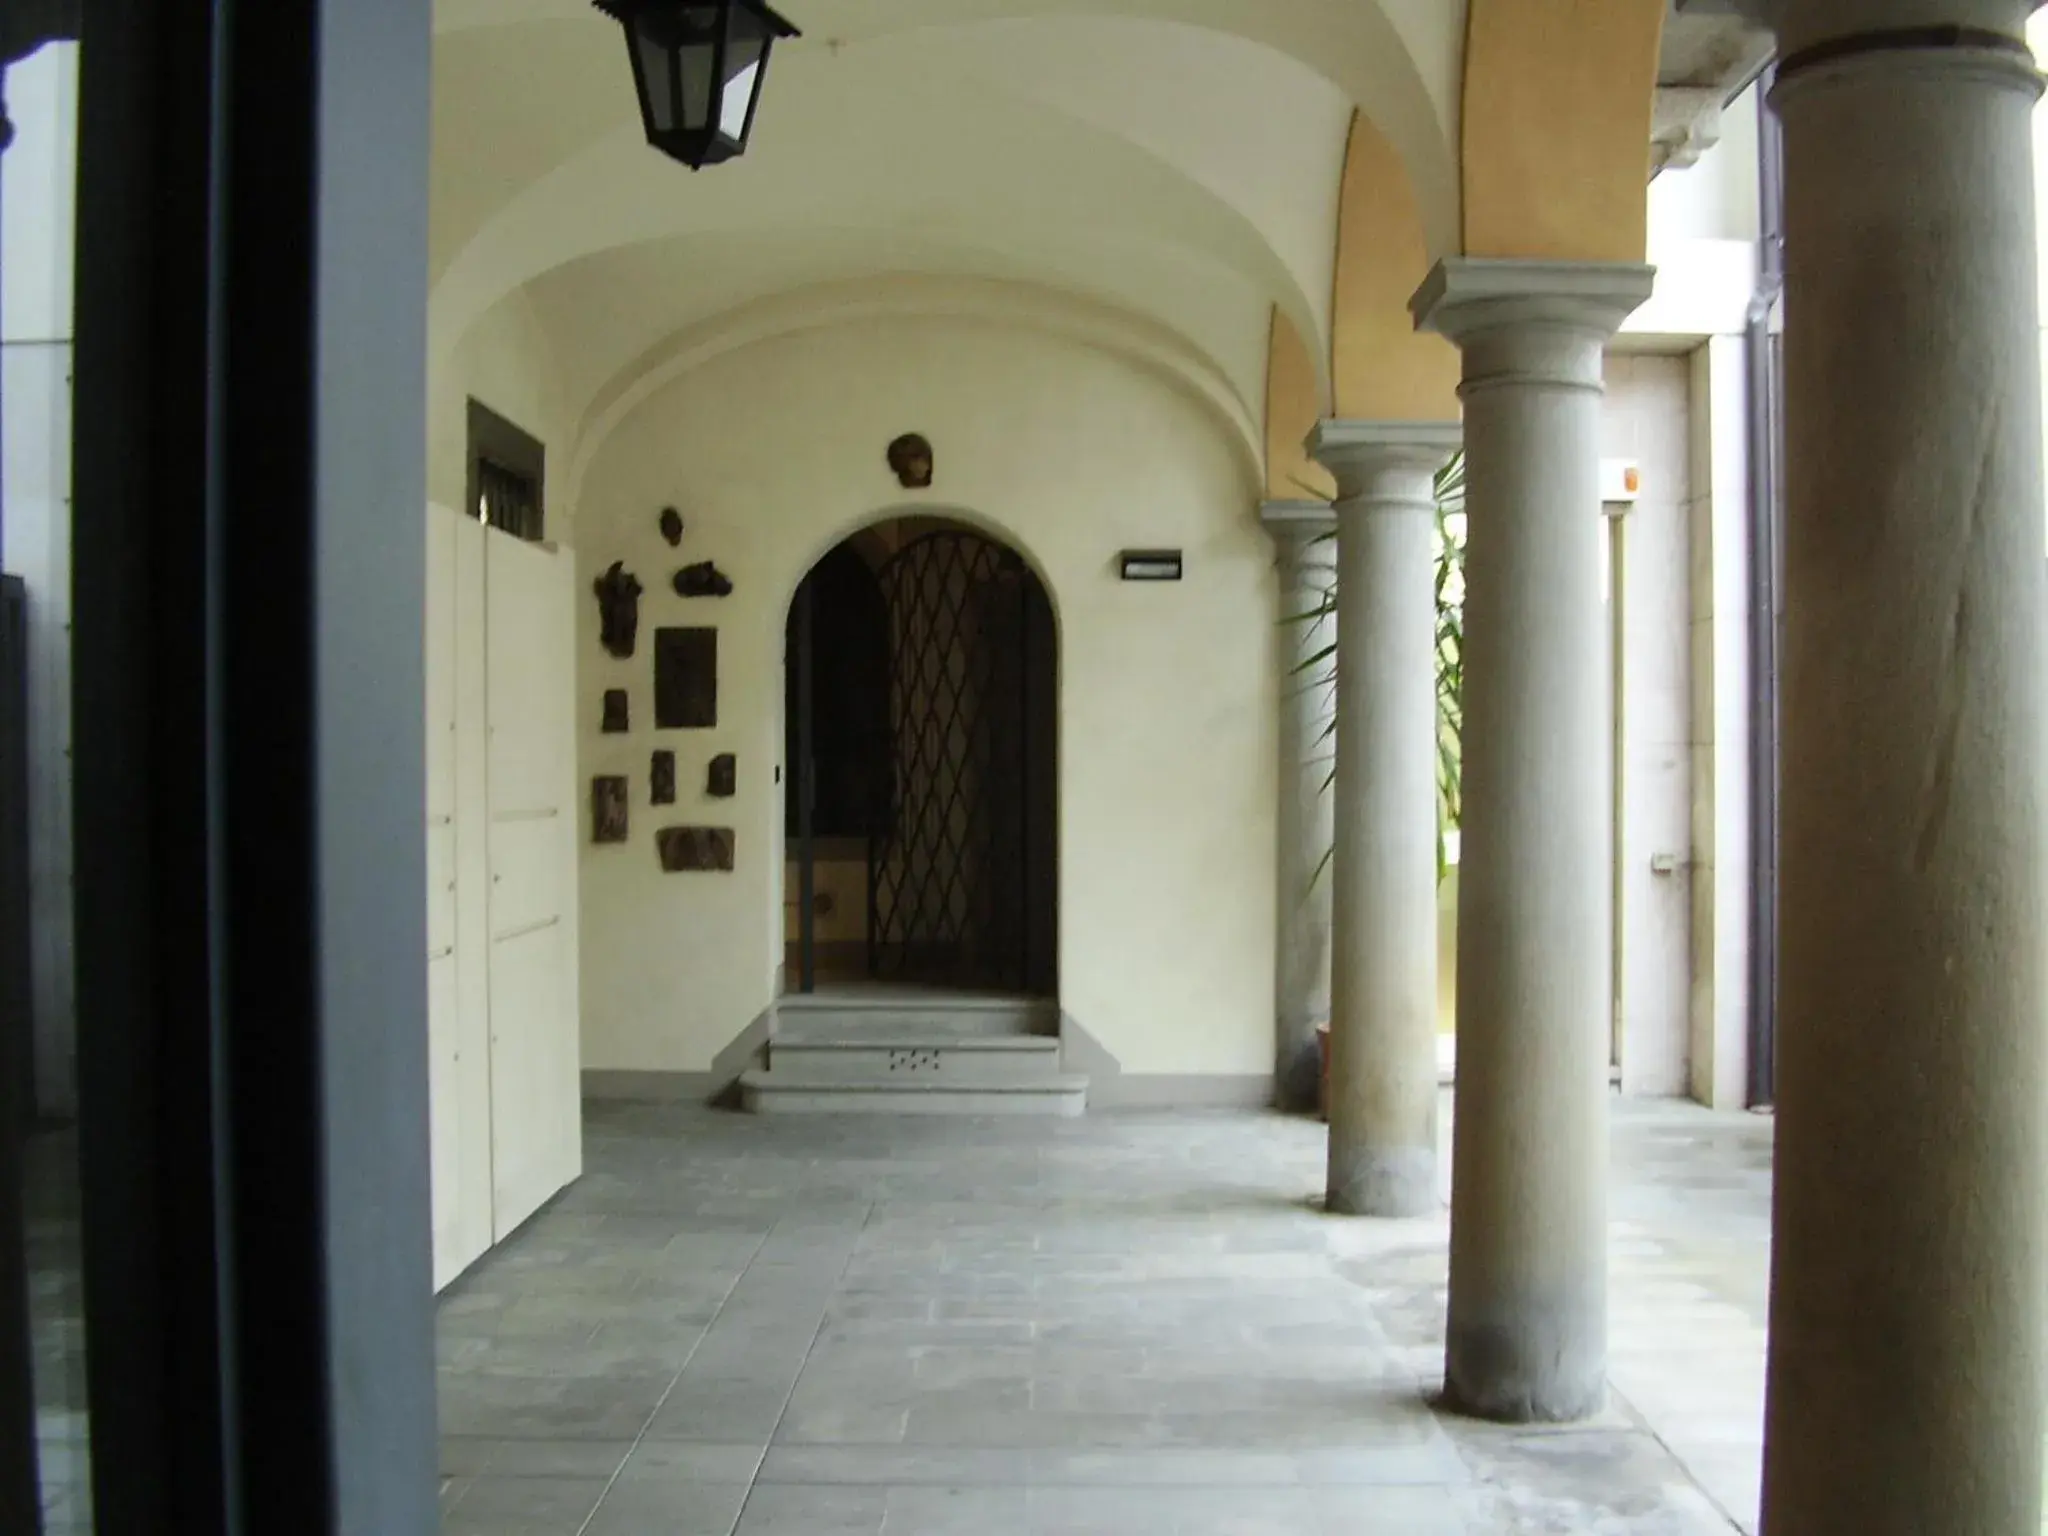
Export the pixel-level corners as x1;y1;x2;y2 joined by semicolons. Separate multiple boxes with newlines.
1262;500;1337;1112
1762;12;2048;1533
1308;423;1462;1215
1413;259;1653;1421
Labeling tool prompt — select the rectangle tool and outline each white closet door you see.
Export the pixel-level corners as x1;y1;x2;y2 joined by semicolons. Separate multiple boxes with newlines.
425;506;495;1289
484;533;583;1241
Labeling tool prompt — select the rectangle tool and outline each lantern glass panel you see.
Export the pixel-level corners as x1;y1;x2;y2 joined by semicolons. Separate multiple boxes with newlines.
719;5;772;142
633;25;677;131
677;36;716;131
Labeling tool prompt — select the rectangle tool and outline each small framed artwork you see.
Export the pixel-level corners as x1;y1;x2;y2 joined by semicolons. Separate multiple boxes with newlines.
592;776;630;844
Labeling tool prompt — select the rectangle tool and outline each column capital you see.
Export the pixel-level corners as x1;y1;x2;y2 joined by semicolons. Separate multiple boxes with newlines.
1306;420;1462;505
1259;498;1337;540
1772;11;2042;103
1310;417;1458;507
1410;258;1656;347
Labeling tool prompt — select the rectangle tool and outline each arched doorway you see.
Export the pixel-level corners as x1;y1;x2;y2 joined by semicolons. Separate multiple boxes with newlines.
786;518;1056;997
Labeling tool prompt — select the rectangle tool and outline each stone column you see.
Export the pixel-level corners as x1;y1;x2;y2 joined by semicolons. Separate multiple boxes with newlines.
1412;259;1653;1421
1306;423;1461;1215
1761;12;2047;1534
1262;499;1337;1112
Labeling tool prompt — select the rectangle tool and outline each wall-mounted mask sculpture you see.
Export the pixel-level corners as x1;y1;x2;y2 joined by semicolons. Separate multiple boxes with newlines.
601;688;630;733
659;506;684;547
651;750;676;805
593;561;644;658
673;561;733;598
887;433;933;489
707;753;736;798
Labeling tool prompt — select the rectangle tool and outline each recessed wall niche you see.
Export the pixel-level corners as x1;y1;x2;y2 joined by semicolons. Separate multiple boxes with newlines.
654;627;717;729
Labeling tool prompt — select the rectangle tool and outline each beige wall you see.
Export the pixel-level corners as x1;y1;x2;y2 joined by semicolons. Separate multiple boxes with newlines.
1604;354;1696;1098
577;318;1277;1083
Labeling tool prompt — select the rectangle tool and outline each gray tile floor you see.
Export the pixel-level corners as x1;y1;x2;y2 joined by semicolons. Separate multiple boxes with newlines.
438;1097;1774;1535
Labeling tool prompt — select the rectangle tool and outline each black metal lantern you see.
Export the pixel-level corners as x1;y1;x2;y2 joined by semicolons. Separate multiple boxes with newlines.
594;0;800;170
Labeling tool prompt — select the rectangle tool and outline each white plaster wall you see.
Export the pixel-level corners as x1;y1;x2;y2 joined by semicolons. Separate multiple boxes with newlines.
428;289;575;544
1603;354;1696;1099
1686;337;1754;1111
1649;85;1761;247
0;42;78;1117
576;318;1276;1084
1628;87;1761;346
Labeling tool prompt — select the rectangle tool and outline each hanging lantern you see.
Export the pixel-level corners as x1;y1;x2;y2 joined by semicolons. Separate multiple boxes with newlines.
594;0;801;169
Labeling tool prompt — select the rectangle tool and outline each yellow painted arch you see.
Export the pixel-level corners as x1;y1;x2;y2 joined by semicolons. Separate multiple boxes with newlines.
1331;111;1459;423
1460;0;1665;261
1265;309;1334;502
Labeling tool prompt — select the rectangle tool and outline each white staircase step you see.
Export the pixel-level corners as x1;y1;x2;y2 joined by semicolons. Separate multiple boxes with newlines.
739;1069;1088;1117
769;1034;1063;1085
774;993;1055;1041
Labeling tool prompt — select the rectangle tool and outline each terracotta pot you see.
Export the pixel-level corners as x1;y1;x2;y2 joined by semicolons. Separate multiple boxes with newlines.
1316;1022;1331;1122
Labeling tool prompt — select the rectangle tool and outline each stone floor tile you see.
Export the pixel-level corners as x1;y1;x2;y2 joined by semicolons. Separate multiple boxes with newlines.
433;1098;1773;1536
439;1435;634;1479
732;1482;889;1535
760;1445;1043;1486
615;1440;772;1484
442;1471;609;1531
437;1371;672;1441
582;1479;753;1536
644;1379;799;1443
882;1483;1035;1534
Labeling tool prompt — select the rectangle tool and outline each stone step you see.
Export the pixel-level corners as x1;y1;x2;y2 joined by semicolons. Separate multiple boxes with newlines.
768;1034;1064;1085
739;1069;1088;1117
774;993;1056;1042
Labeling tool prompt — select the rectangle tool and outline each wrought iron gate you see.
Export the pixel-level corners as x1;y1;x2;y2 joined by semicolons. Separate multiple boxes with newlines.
867;530;1052;992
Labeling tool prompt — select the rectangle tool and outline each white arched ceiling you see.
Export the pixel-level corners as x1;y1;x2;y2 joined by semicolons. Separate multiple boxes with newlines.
524;227;1275;441
428;0;1465;482
429;18;633;286
557;274;1267;504
432;39;1326;380
862;18;1352;351
432;0;1462;250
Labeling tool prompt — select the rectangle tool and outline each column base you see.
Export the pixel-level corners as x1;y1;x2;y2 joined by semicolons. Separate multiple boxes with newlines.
1444;1323;1606;1424
1325;1143;1437;1217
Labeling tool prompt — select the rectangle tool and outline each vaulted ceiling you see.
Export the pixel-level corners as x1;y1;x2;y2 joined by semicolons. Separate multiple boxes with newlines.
428;0;1765;484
